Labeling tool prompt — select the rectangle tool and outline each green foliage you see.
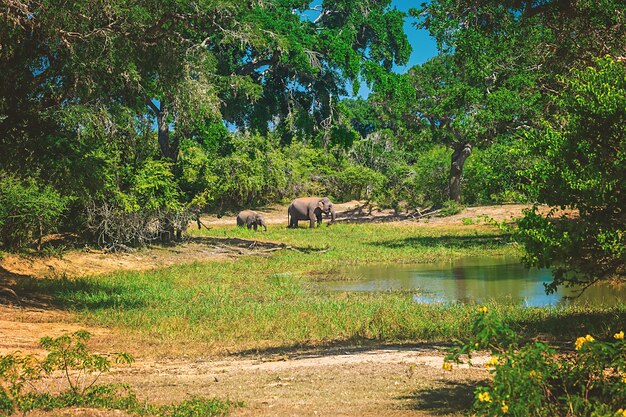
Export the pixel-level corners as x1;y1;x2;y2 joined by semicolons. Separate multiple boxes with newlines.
0;331;133;415
444;308;626;416
0;332;234;417
331;165;385;201
158;397;235;417
127;160;182;212
410;146;450;208
0;175;69;249
439;200;464;217
517;57;626;290
39;331;134;396
463;140;533;204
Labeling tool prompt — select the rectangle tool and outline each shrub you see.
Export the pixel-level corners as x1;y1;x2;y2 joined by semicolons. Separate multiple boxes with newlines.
331;165;385;201
439;200;464;216
443;307;626;416
0;175;69;249
85;158;189;249
411;145;450;208
85;202;191;249
463;140;532;205
0;331;134;415
0;332;236;416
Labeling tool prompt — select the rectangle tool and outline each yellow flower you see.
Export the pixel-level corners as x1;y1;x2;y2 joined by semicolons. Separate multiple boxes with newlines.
575;334;595;350
478;306;488;314
485;357;499;368
475;342;480;348
442;362;453;371
614;331;624;340
529;370;537;378
478;391;492;403
501;402;509;413
617;409;626;417
622;376;626;384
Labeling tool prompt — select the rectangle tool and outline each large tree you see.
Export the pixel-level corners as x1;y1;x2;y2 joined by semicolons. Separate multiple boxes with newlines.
1;0;411;164
414;0;625;287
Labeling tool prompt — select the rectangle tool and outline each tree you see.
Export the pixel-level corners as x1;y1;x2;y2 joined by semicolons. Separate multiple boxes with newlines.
407;2;555;202
517;57;626;292
414;0;625;287
2;0;411;161
0;0;412;246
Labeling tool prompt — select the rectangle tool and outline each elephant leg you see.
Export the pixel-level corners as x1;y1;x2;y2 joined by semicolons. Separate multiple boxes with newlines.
288;211;298;228
312;207;323;227
253;223;258;231
309;211;318;228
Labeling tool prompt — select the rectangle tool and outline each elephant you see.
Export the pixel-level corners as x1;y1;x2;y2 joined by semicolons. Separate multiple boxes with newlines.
236;210;267;231
288;197;336;228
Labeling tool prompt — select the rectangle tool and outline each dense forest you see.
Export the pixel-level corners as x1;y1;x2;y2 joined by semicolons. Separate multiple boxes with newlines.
0;0;624;290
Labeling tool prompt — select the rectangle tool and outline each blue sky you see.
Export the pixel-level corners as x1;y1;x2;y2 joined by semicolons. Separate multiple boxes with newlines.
356;0;439;97
300;1;439;97
391;0;439;72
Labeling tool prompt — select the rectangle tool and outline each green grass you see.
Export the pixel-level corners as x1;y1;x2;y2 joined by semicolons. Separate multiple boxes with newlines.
16;223;626;353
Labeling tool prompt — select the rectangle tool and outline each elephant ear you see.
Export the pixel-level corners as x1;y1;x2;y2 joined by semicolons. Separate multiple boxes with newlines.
317;201;324;210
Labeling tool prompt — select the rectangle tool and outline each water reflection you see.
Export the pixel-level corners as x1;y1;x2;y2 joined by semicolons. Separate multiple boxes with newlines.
320;256;626;307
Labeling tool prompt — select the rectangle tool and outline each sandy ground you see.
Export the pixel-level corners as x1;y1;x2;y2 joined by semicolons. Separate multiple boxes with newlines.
0;203;564;416
0;301;488;416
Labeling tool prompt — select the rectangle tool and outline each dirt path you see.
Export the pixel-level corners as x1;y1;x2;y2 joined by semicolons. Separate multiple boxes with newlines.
112;347;489;417
203;201;548;227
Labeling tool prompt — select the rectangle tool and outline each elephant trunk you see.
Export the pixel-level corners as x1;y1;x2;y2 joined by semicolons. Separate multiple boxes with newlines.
261;220;267;231
329;207;336;223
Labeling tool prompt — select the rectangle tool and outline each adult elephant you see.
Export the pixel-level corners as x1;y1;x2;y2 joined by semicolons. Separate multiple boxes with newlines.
236;210;267;231
288;197;336;228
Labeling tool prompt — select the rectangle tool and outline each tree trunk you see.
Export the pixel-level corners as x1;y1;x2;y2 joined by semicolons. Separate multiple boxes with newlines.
146;97;178;162
449;142;472;202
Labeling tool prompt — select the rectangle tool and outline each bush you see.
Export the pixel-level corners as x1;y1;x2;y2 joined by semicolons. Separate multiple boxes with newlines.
439;200;464;216
463;140;532;205
411;145;450;208
443;307;626;416
0;175;69;249
85;159;188;249
0;332;236;417
330;165;385;201
0;331;134;415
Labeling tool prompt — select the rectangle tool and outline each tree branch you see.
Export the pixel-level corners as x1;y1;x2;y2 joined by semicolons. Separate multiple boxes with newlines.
236;51;280;76
144;96;160;115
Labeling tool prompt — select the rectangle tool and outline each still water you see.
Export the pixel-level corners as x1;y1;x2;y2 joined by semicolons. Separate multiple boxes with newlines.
321;256;626;307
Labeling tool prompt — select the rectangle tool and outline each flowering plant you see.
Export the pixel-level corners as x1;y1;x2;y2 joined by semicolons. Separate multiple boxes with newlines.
443;307;626;416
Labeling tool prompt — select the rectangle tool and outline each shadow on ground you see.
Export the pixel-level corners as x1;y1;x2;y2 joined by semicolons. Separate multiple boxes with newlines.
0;265;149;310
516;308;626;342
372;234;510;249
187;236;327;253
401;379;482;415
232;340;451;359
334;202;430;224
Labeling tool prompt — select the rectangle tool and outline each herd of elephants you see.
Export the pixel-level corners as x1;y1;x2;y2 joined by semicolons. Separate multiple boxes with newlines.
236;196;336;230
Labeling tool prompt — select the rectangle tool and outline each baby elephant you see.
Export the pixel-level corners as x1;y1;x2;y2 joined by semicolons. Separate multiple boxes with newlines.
236;210;267;231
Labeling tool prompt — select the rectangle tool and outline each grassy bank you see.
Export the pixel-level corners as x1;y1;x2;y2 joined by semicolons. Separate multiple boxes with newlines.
18;223;626;355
